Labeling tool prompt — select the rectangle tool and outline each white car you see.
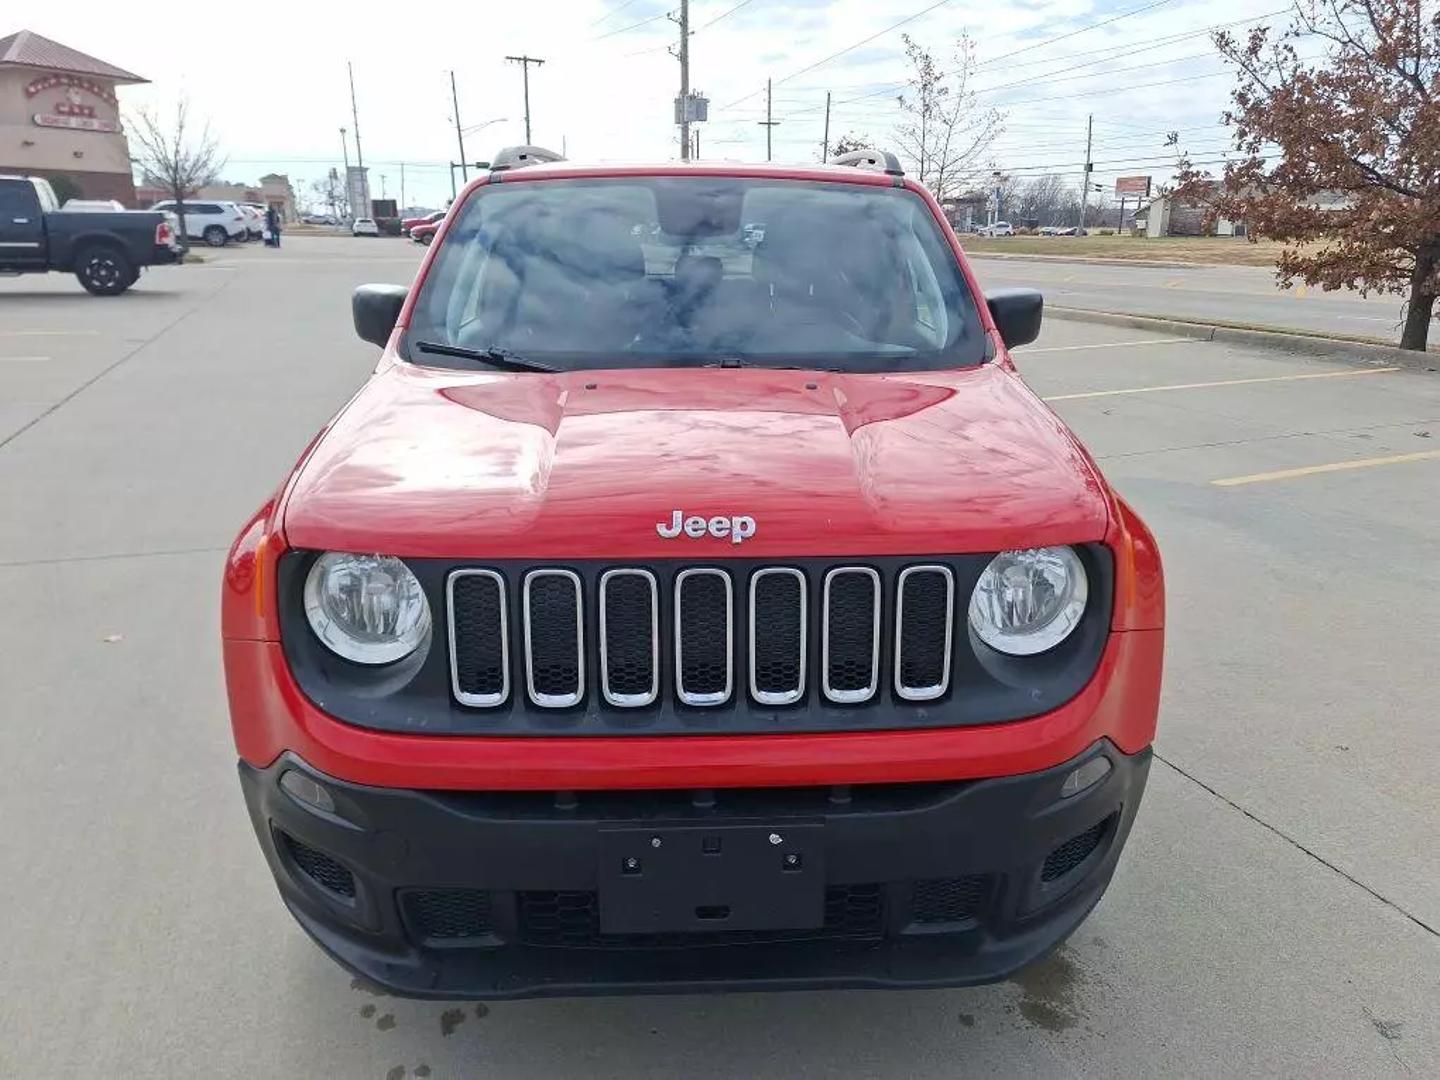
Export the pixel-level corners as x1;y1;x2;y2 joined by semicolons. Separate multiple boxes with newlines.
351;217;380;237
980;221;1015;237
238;203;267;240
60;198;127;212
151;199;248;246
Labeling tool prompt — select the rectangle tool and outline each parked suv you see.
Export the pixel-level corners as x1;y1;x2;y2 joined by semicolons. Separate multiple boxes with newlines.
223;148;1164;999
151;199;247;246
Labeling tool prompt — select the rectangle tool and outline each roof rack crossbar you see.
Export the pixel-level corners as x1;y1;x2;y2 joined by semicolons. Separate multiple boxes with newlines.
832;149;904;178
490;145;565;172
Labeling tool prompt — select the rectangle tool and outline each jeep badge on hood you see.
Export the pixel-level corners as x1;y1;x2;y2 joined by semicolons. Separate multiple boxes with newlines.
656;510;757;544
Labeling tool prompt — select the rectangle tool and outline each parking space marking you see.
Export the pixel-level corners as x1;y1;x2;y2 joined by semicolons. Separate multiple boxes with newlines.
1212;448;1440;487
1044;366;1399;401
0;356;49;363
1022;337;1193;353
0;330;99;337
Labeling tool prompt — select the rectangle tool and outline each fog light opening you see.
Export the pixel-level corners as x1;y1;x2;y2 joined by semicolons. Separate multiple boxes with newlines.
1060;756;1112;798
281;770;337;815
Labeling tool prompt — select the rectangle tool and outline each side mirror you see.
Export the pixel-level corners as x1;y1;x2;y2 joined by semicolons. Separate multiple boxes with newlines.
985;288;1043;350
352;284;408;348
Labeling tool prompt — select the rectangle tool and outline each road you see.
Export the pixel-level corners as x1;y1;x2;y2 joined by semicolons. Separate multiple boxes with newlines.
2;238;1437;1078
968;254;1417;343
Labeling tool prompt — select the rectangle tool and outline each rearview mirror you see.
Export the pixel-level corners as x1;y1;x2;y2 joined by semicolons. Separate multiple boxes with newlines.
352;284;408;348
985;288;1044;350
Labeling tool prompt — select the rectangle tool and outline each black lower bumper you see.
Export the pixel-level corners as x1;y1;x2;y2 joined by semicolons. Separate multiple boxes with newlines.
239;741;1150;999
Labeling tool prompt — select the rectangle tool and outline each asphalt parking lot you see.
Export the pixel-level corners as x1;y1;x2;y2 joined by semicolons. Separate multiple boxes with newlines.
2;237;1437;1078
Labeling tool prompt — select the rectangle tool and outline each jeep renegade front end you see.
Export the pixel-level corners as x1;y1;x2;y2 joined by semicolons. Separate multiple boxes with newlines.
222;150;1164;999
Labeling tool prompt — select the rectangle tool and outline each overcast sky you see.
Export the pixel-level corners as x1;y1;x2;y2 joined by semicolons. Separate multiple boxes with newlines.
24;0;1284;209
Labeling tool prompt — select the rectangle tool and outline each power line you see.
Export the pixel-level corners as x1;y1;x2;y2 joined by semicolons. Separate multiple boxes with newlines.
589;0;643;27
591;10;669;40
696;0;760;32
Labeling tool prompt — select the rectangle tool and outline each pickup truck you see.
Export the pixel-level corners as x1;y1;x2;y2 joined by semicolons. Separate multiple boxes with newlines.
0;175;183;295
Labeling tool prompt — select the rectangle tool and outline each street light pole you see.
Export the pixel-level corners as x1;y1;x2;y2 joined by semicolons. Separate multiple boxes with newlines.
450;71;468;186
339;126;350;219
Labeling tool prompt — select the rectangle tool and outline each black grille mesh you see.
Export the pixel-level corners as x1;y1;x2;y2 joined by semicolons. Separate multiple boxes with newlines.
527;574;581;698
752;572;804;697
1041;816;1112;882
897;570;950;692
517;884;883;949
280;832;356;898
451;574;506;699
678;573;730;699
602;574;655;699
402;889;494;942
826;572;878;695
910;875;988;924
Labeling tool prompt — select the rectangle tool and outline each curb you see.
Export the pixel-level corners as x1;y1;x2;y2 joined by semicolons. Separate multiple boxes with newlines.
966;252;1214;270
1046;307;1439;372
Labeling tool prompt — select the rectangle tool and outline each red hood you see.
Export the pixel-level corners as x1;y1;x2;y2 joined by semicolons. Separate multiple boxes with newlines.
282;362;1110;559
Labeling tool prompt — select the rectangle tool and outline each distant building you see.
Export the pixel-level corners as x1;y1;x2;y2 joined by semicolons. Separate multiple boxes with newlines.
0;29;146;204
940;192;988;231
183;173;297;221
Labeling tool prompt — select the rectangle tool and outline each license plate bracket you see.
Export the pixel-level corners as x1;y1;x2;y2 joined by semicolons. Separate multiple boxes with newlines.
597;823;824;935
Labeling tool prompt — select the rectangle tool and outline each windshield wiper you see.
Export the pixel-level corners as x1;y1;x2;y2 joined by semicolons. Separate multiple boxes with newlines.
704;356;839;372
414;340;558;373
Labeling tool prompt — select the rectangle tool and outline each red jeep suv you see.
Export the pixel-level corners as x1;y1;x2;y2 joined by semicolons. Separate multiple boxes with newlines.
222;148;1164;999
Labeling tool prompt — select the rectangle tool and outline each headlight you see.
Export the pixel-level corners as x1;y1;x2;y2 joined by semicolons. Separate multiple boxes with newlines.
303;552;431;664
968;547;1088;656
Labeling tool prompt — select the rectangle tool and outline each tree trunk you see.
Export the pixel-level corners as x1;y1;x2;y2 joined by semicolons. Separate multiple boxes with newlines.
1400;247;1437;351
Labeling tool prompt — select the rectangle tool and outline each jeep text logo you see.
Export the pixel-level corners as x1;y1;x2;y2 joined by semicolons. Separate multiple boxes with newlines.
656;510;757;545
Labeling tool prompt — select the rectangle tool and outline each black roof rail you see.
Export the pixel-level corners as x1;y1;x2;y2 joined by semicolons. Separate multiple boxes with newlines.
490;145;565;171
832;149;904;177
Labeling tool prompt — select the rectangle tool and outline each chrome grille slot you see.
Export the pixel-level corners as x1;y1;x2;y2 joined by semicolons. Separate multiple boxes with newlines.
823;567;880;703
523;569;584;707
749;568;806;705
599;569;658;707
894;565;954;701
675;569;733;706
447;570;509;707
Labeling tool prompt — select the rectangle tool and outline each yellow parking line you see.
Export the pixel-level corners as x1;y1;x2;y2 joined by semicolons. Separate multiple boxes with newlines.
0;330;99;337
0;356;49;363
1213;449;1440;487
1023;337;1192;353
1044;366;1399;401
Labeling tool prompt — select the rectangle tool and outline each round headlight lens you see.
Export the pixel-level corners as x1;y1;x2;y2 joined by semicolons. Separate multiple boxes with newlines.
303;552;431;665
968;547;1088;656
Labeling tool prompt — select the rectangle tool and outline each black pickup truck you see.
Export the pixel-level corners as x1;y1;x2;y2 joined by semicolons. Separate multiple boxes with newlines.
0;175;183;295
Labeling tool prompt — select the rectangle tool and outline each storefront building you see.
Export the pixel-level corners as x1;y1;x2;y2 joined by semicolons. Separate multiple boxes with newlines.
0;29;146;205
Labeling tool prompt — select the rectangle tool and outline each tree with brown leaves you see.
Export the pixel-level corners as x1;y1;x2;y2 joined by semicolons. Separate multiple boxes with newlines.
1173;1;1439;350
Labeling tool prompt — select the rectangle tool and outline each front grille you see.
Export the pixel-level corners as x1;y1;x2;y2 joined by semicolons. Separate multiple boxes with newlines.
1041;816;1113;882
894;566;954;700
524;570;583;706
402;889;494;943
823;568;880;702
675;569;733;705
517;884;884;949
442;558;1021;717
750;568;806;705
600;570;658;706
449;570;508;706
279;832;356;898
910;875;988;924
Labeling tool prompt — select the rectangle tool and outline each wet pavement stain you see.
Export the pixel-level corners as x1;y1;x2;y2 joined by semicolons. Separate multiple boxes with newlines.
957;1013;976;1028
351;977;391;997
360;1004;377;1019
1363;1008;1403;1041
440;1008;466;1036
1010;948;1085;1033
385;1067;405;1080
376;1013;397;1031
474;1003;489;1019
415;1067;432;1078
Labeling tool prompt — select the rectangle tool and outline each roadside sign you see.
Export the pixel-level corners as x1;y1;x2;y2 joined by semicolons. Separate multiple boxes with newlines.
1115;175;1152;196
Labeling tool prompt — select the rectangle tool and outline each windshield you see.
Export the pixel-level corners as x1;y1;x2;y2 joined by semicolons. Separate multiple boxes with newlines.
404;177;986;372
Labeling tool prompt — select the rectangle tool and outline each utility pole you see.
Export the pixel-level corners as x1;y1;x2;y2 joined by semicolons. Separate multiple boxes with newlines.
758;78;781;161
678;0;691;160
339;126;350;218
505;55;545;143
450;71;468;185
692;130;699;159
400;163;405;212
348;61;364;168
1078;113;1093;230
822;90;831;162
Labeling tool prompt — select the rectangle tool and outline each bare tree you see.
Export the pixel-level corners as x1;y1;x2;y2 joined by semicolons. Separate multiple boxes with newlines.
127;97;223;249
892;33;1004;200
826;131;878;160
1016;174;1073;227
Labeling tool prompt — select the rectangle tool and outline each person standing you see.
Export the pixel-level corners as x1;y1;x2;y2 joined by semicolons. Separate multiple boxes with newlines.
265;206;282;248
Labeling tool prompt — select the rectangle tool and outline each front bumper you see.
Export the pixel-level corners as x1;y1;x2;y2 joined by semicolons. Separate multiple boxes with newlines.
240;739;1150;999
